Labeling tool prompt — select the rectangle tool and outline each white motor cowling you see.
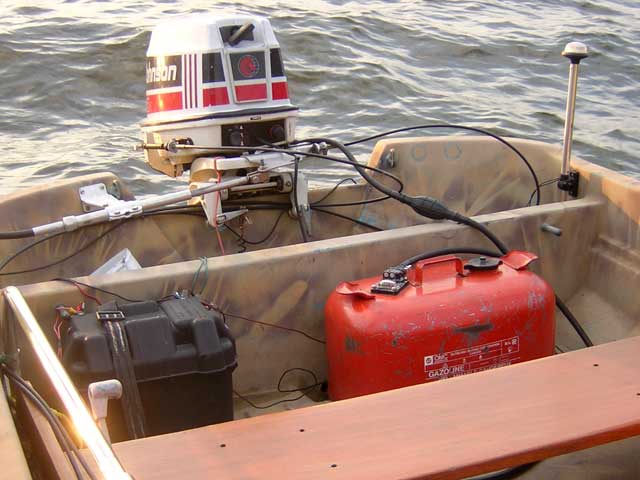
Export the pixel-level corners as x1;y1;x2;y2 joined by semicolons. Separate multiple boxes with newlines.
141;13;298;177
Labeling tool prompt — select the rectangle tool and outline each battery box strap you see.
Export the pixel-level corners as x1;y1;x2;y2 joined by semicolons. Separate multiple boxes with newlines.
103;316;147;439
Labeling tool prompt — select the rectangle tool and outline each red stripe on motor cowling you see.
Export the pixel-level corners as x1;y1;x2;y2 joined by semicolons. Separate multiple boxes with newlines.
203;87;230;107
235;83;267;102
186;54;192;108
147;92;182;113
191;54;197;108
272;81;289;100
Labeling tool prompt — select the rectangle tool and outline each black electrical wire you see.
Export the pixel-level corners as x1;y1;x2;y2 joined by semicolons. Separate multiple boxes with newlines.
224;201;382;234
223;199;289;207
0;221;127;276
396;246;594;347
233;368;324;410
145;205;204;215
0;228;35;240
311;181;395;209
312;197;389;208
233;388;314;410
527;178;560;207
228;204;288;211
228;197;390;209
275;368;321;393
342;124;541;206
225;210;287;246
0;230;68;274
220;310;326;344
555;295;594;347
53;278;143;303
7;376;85;479
1;365;98;480
311;207;383;232
452;215;509;254
311;177;358;206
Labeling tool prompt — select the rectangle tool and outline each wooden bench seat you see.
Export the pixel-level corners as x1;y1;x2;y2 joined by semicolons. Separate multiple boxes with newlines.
95;336;640;479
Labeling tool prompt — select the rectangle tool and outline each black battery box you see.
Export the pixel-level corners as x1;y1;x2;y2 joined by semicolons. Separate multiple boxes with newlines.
61;294;236;442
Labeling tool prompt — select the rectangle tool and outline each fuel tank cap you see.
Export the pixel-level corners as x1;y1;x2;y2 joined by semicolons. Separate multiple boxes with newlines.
465;256;502;271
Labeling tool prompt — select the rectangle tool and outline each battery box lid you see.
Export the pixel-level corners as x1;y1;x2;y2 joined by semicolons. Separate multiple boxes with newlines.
62;295;237;386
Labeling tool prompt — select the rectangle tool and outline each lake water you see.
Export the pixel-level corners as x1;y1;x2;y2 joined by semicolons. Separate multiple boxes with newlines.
1;0;638;196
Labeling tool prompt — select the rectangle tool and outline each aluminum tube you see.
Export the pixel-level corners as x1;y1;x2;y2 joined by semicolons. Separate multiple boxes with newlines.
3;286;131;480
561;63;580;176
189;176;249;198
140;190;199;211
142;176;249;211
230;181;279;193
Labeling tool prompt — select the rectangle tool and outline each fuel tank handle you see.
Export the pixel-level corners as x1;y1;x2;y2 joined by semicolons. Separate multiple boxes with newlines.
413;255;465;283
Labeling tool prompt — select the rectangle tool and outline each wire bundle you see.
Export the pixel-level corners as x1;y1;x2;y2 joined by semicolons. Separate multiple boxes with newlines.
0;360;98;480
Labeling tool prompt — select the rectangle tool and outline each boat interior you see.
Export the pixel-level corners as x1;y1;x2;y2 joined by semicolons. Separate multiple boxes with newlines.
1;135;640;478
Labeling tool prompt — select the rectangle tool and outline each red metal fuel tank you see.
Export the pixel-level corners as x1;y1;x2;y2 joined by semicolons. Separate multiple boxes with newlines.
325;251;555;400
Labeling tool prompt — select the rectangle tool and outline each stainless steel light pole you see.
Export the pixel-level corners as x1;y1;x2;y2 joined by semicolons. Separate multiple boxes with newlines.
558;41;588;196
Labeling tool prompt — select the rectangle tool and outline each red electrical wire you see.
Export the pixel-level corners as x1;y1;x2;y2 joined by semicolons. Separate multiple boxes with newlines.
69;282;102;305
53;304;83;358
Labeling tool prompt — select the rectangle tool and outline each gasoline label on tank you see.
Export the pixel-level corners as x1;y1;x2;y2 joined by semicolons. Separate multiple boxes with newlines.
423;336;520;380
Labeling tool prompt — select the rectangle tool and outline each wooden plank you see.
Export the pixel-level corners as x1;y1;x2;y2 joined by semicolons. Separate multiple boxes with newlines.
95;336;640;480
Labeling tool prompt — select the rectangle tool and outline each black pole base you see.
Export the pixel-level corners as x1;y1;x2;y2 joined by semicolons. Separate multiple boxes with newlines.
558;171;580;197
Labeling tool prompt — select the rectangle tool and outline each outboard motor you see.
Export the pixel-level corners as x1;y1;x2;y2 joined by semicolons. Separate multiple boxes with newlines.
141;14;298;178
139;14;308;231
